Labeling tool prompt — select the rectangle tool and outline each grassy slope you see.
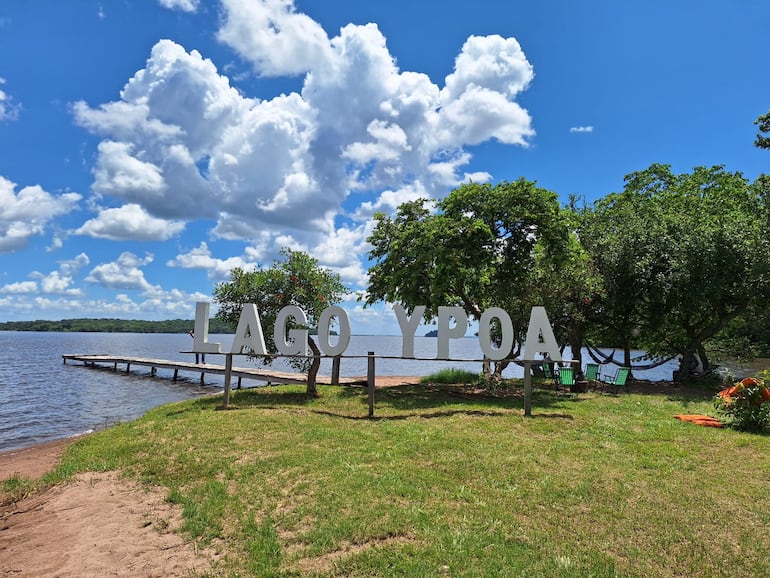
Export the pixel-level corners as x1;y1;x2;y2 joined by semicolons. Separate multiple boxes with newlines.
41;383;770;576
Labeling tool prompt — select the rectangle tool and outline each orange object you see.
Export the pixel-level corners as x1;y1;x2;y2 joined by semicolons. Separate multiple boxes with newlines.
673;414;724;428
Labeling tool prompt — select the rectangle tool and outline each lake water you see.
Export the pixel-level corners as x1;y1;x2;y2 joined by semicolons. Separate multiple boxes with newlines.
0;331;732;452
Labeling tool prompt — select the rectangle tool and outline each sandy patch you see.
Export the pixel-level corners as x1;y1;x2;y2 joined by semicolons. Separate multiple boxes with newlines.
1;442;218;577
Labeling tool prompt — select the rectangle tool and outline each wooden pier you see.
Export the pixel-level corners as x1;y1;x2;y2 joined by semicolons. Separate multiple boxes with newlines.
62;354;365;389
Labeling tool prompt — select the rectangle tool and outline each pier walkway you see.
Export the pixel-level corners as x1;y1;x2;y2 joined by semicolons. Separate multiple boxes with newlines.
62;354;365;388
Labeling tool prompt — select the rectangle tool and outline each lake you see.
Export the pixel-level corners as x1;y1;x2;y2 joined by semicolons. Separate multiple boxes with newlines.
0;331;729;452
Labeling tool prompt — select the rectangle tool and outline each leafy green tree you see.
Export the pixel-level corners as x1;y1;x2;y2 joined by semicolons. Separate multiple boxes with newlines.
532;205;602;375
364;179;569;382
213;249;348;397
579;187;662;369
755;110;770;150
583;164;770;381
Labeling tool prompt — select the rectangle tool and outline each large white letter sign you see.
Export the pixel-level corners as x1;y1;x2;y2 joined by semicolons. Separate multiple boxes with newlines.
437;306;468;358
193;302;222;354
522;306;562;361
275;305;309;356
230;303;267;355
318;306;351;356
394;304;425;358
478;307;514;361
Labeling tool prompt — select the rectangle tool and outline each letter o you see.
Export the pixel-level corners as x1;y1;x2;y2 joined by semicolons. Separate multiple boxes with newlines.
318;306;351;356
479;307;514;361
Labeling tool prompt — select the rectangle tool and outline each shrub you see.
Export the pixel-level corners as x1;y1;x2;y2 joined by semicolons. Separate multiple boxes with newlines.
420;368;481;385
713;373;770;432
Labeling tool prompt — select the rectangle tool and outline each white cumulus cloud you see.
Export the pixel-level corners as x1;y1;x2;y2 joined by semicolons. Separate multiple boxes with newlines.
0;176;81;253
73;0;536;278
75;203;186;241
85;252;159;291
167;242;256;279
158;0;199;12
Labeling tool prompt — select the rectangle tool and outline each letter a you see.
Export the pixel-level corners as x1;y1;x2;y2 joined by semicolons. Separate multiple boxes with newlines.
230;304;268;355
523;306;562;361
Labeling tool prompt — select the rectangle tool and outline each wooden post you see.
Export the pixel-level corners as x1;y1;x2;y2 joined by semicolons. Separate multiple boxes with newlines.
524;361;533;417
331;355;341;385
367;351;375;418
173;368;179;381
223;353;233;408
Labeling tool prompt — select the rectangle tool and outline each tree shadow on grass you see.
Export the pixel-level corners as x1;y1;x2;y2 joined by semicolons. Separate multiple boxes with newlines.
600;380;718;404
335;382;581;417
186;382;579;421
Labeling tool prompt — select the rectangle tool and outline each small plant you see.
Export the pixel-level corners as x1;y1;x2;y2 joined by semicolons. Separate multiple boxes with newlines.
420;367;481;385
714;374;770;432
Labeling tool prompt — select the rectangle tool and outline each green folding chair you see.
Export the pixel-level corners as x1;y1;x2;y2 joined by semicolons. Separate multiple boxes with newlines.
600;367;631;394
558;366;575;388
584;363;600;387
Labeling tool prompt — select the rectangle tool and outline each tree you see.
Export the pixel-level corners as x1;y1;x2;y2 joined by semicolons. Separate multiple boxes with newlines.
532;205;602;376
213;249;348;397
582;164;770;381
364;179;569;382
755;110;770;150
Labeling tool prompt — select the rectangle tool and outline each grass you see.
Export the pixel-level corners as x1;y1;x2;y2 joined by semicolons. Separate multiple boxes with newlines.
419;367;481;385
10;378;770;577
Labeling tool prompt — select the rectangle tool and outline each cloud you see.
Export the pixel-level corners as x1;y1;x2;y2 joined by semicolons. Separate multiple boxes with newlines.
0;281;37;294
38;271;84;296
74;203;186;241
167;242;256;279
158;0;199;12
570;125;594;133
217;0;332;76
0;78;20;121
73;1;536;276
85;252;159;291
0;176;81;253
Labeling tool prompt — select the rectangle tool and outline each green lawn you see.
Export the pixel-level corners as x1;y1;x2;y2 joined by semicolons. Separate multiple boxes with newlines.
20;381;770;576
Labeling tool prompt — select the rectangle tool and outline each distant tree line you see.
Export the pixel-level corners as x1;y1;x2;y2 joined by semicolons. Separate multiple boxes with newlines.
0;318;234;333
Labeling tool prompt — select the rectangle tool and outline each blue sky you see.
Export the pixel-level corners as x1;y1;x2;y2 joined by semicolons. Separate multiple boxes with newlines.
0;0;768;335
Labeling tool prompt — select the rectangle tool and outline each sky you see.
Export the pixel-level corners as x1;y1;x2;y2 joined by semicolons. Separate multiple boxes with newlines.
0;0;768;335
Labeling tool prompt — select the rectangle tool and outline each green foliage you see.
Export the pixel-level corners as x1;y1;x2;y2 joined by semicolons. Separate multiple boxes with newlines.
714;374;770;432
581;164;770;378
364;179;569;380
420;368;482;384
755;110;770;150
212;248;348;396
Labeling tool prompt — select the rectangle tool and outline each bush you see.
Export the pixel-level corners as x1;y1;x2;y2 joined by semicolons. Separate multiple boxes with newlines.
713;374;770;432
420;368;481;385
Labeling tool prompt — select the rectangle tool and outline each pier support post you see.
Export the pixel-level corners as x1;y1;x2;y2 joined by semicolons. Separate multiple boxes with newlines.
367;351;375;418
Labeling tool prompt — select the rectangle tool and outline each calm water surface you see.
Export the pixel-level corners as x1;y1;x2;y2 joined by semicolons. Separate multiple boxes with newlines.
0;331;724;452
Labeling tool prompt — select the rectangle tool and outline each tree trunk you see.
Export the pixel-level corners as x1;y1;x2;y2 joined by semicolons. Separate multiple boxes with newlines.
482;358;492;384
697;343;711;373
306;336;321;397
